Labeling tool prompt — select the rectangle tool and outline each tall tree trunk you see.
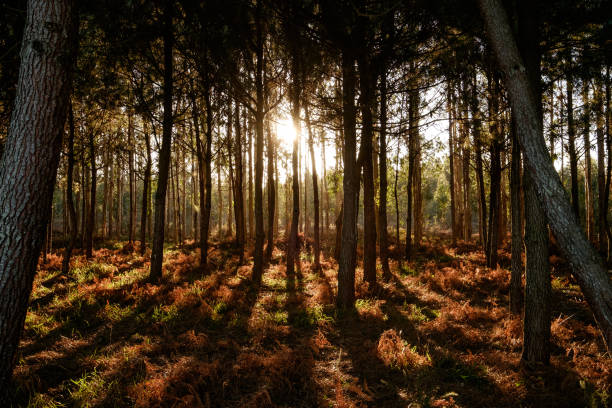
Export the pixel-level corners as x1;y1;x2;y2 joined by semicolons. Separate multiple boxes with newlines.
287;53;301;278
234;101;245;263
358;52;377;287
567;55;580;219
305;104;320;272
248;118;254;240
448;85;457;245
596;81;607;254
486;75;501;268
0;0;75;398
509;120;523;314
62;101;77;275
265;110;276;263
337;51;359;309
583;83;594;242
128;112;135;244
379;69;391;278
102;151;108;239
150;1;173;281
140;121;151;255
252;0;265;282
201;82;213;269
86;132;96;258
479;0;612;350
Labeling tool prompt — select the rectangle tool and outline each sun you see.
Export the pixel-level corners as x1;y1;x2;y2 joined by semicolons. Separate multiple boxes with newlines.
276;117;297;147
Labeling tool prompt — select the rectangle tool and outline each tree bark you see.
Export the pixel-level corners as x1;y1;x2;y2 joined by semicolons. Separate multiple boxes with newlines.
287;53;301;278
0;0;75;398
306;104;320;272
596;81;607;254
358;52;377;287
566;55;580;219
62;102;78;275
448;85;457;245
150;1;173;281
479;0;612;351
379;69;391;278
85;131;96;258
337;51;359;309
509;120;523;314
265;109;276;263
140;121;151;255
234;101;245;263
583;83;594;242
252;0;265;283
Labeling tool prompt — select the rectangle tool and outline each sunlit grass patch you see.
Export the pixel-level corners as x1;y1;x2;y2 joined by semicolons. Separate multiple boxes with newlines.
100;302;132;323
399;264;419;277
25;393;63;408
377;329;430;371
262;275;286;291
69;369;116;407
72;262;117;284
24;311;58;337
404;302;439;322
355;298;388;321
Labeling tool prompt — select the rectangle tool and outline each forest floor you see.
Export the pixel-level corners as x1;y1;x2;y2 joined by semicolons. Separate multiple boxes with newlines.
12;234;611;408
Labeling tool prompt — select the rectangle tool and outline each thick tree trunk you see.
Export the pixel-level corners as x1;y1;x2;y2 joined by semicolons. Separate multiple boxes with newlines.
509;121;523;314
583;83;594;242
358;53;377;287
523;169;551;364
479;0;612;350
150;2;173;281
486;76;501;268
287;55;301;278
337;51;359;309
0;0;75;398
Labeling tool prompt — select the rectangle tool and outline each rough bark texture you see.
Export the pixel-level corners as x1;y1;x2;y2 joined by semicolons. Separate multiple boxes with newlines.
479;0;612;351
358;53;377;287
523;170;551;364
0;0;75;399
337;51;359;309
509;122;523;314
150;2;173;281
